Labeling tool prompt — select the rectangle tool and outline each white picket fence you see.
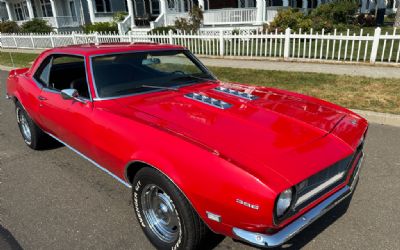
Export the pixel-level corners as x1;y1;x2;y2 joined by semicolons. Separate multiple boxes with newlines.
1;27;400;64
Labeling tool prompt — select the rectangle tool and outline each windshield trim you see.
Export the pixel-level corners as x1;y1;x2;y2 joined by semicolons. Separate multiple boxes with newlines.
89;49;215;100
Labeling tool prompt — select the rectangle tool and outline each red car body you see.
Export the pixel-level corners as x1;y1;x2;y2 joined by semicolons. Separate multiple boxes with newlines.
6;43;368;248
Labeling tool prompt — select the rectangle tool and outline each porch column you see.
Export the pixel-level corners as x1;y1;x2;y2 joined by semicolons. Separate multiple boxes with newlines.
180;0;185;12
159;0;167;24
87;0;96;23
255;0;264;25
302;0;308;10
361;0;368;13
282;0;289;7
26;0;35;19
127;0;136;28
198;0;205;10
317;0;322;6
49;0;59;27
5;1;14;21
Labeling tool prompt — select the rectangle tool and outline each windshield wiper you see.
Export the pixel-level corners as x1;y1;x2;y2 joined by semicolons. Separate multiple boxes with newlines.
141;84;180;91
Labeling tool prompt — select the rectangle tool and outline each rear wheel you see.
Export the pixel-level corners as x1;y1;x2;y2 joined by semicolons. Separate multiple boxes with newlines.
15;102;47;150
132;167;222;249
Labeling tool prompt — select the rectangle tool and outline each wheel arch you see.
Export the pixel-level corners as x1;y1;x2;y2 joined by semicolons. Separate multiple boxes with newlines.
124;160;219;234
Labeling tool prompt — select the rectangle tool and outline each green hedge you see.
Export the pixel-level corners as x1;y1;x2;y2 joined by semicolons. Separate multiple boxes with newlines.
82;22;118;33
20;18;53;33
0;21;20;33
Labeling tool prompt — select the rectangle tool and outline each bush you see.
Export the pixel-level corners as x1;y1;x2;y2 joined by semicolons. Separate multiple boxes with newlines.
311;17;334;32
148;26;176;34
331;0;358;24
20;18;52;33
83;22;118;33
268;9;311;33
113;12;128;22
174;5;203;33
356;13;376;27
0;21;20;33
174;18;193;33
269;1;361;33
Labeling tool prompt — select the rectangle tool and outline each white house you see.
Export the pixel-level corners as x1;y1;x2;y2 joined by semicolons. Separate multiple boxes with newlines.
0;0;398;33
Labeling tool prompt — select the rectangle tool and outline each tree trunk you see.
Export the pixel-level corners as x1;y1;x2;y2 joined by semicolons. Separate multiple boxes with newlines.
395;0;400;27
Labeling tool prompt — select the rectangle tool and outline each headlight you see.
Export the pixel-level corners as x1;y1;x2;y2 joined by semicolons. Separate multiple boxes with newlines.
276;188;293;217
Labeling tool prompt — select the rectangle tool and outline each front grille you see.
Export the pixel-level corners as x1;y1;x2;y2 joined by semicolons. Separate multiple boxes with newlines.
275;140;364;224
294;155;353;210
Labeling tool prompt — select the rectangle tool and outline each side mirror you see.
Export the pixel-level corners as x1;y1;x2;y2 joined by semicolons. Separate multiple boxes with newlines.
61;89;86;103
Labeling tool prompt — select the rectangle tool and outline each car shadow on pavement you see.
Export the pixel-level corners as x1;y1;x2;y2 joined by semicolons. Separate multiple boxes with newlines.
0;225;23;250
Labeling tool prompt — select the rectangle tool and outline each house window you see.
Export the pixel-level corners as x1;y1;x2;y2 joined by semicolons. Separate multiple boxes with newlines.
14;1;31;21
95;0;111;13
150;0;160;15
14;3;24;21
239;0;256;8
40;0;53;17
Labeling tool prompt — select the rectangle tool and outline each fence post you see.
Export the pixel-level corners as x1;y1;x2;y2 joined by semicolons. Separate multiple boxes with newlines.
94;32;99;45
29;33;35;48
284;28;291;60
370;27;381;64
219;30;224;57
168;29;173;45
129;31;133;43
72;31;77;44
50;32;55;48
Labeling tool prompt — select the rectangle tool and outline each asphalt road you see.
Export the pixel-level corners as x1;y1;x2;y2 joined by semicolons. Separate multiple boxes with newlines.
0;69;399;250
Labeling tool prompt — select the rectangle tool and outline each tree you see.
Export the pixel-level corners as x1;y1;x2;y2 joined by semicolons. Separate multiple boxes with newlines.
395;0;400;27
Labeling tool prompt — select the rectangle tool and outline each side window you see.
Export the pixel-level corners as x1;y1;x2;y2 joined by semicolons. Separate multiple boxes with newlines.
37;54;90;99
34;56;53;87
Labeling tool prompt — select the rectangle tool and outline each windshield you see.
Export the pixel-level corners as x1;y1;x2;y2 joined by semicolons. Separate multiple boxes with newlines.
91;50;215;98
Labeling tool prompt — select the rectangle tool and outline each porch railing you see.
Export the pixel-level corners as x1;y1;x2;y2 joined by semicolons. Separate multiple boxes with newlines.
203;8;257;25
118;15;132;34
150;13;165;29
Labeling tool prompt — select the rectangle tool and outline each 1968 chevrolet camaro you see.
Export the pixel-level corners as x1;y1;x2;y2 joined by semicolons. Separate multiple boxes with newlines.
6;43;368;249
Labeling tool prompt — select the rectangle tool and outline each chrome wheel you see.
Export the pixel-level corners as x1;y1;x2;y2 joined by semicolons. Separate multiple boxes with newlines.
17;107;32;144
141;184;181;243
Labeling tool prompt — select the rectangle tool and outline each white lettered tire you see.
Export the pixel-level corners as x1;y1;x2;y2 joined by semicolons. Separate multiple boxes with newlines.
132;167;221;250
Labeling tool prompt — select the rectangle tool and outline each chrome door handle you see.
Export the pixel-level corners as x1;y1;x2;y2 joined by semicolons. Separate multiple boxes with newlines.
38;96;47;101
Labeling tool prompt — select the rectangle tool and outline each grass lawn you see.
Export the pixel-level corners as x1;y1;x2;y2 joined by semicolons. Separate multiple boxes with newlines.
1;51;399;114
0;51;38;68
210;67;400;115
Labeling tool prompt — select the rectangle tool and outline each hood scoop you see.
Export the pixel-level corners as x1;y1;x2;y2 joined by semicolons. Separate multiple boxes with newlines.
185;93;232;109
214;86;259;100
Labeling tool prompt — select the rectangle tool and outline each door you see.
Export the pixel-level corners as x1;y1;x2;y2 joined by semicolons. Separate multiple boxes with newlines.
34;54;95;157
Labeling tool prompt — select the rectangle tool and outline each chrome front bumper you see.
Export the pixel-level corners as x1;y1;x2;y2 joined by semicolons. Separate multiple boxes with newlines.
232;155;363;248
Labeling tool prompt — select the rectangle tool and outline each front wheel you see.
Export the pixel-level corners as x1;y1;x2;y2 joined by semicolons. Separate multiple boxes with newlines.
132;167;222;250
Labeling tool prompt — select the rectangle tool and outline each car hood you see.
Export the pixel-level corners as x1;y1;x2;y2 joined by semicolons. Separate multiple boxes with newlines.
114;82;356;187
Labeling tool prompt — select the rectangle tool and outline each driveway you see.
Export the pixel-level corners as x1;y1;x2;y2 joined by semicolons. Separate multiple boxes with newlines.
0;70;399;249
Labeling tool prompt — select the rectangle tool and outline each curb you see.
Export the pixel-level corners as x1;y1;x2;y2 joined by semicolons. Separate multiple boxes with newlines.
351;109;400;128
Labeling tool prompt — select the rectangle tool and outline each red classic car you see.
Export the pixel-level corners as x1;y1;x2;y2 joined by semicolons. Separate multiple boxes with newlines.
6;43;368;249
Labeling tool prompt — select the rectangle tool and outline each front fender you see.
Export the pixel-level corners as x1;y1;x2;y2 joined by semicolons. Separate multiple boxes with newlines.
125;147;279;237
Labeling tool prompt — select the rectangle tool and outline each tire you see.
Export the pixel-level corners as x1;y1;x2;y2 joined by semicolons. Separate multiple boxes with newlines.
15;102;47;150
132;167;221;250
